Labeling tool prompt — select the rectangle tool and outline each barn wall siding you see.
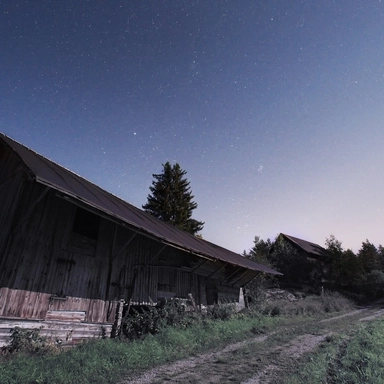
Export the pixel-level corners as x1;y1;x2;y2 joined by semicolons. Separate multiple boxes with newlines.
0;144;28;267
0;179;208;318
0;287;118;324
0;180;123;322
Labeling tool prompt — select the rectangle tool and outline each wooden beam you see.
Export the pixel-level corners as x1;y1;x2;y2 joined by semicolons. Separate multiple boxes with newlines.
136;265;183;270
242;272;262;287
145;244;168;268
111;299;124;338
231;269;251;287
111;232;137;261
219;266;243;285
206;262;228;280
189;259;209;274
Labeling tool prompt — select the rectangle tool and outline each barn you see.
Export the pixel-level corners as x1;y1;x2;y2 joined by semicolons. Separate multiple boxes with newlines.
273;233;330;287
0;133;280;345
276;233;329;264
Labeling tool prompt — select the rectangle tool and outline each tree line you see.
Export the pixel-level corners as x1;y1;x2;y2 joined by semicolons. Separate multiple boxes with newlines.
244;234;384;300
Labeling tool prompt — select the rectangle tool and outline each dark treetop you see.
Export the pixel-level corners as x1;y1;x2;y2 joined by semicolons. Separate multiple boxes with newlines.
143;162;204;236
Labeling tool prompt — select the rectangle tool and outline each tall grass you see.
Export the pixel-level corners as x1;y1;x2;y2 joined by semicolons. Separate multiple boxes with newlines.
328;320;384;383
283;320;384;384
257;291;353;317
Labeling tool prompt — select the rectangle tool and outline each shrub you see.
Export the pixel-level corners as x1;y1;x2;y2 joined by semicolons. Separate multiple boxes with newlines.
160;298;189;327
361;270;384;298
122;307;163;340
206;302;237;320
319;291;353;313
252;291;352;318
121;299;202;340
2;327;57;355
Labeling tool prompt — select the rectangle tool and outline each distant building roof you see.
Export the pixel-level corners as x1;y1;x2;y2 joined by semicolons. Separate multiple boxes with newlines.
1;133;281;276
280;233;328;259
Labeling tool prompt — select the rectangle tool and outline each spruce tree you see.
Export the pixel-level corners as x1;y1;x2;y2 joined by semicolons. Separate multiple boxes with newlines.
142;162;204;235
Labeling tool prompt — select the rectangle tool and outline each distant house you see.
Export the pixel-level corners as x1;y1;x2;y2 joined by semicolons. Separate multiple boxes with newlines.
0;134;280;346
277;234;329;263
272;233;330;287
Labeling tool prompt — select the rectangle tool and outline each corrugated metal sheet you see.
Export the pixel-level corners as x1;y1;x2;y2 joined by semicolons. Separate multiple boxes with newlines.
1;133;281;276
281;233;328;258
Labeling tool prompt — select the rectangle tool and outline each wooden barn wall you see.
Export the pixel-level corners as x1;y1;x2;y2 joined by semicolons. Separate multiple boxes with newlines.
177;254;258;304
0;144;27;259
217;285;241;302
198;276;207;306
177;253;255;303
0;180;124;322
0;287;117;324
0;148;256;320
0;178;182;319
153;246;202;305
108;225;164;305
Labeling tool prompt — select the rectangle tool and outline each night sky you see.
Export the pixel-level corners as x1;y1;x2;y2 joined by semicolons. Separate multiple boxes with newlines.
1;1;383;253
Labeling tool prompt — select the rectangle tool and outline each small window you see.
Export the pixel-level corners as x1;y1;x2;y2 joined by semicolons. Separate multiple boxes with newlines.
73;207;100;240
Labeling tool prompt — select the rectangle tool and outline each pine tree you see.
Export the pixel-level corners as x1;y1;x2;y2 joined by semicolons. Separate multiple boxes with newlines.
243;236;276;298
325;234;344;283
358;240;379;273
246;236;273;267
142;162;204;235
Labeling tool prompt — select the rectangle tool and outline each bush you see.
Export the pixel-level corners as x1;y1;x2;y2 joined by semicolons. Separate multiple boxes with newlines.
320;291;353;313
206;302;237;320
252;291;353;318
361;270;384;298
121;299;202;340
122;307;163;340
2;327;57;355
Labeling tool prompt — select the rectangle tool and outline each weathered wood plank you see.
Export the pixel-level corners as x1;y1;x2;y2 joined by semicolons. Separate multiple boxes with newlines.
0;288;116;324
46;310;86;322
0;318;112;347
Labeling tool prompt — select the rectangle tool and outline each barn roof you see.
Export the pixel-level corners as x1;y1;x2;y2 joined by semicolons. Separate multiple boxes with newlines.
280;233;328;259
1;133;281;276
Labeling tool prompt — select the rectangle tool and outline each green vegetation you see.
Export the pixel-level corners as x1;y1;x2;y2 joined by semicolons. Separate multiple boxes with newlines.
0;293;350;384
281;320;384;384
244;234;384;301
326;236;384;299
0;314;278;384
3;327;56;355
142;162;204;235
258;291;353;317
121;300;238;340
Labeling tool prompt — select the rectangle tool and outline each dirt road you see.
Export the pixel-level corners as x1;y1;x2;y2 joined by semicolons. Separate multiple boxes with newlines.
121;307;384;384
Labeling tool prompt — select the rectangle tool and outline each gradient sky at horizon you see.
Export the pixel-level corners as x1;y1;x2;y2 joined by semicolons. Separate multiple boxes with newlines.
1;0;383;254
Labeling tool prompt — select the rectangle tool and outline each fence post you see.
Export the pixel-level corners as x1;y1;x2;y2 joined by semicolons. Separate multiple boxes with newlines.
111;299;124;338
188;293;197;311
